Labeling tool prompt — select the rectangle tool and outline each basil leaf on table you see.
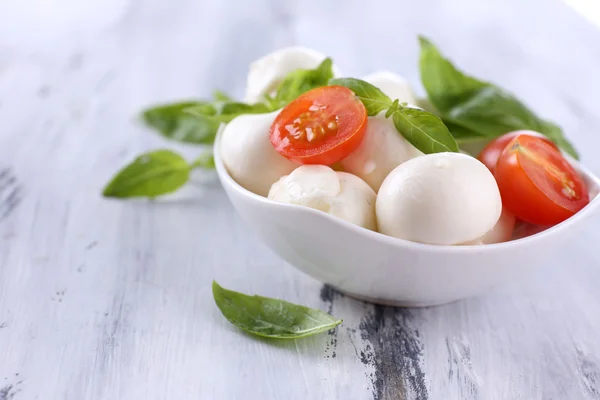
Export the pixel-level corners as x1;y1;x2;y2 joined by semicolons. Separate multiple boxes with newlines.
418;36;578;159
212;281;342;339
392;107;459;154
142;101;220;144
328;77;393;116
274;57;335;105
102;149;191;198
190;151;215;169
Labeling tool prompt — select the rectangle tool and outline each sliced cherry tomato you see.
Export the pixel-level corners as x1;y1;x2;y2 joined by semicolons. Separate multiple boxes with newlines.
270;86;367;165
477;130;557;172
494;135;589;226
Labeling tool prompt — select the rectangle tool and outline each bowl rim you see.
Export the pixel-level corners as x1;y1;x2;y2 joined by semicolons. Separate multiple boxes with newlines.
214;127;600;254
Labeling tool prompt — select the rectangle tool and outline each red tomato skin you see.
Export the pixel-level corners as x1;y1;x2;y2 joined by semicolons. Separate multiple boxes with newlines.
270;86;368;165
494;136;589;226
478;130;557;172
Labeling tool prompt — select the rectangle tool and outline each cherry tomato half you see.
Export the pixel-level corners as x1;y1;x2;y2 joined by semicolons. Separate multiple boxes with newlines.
270;86;368;165
477;130;557;172
494;135;589;226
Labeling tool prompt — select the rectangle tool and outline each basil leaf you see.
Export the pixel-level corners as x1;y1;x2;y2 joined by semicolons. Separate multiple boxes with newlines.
190;152;215;170
275;58;334;105
213;90;233;102
328;78;392;116
541;121;579;159
142;101;220;144
102;150;190;198
443;120;489;142
392;107;459;154
212;281;342;339
211;101;270;119
419;36;487;112
418;36;578;158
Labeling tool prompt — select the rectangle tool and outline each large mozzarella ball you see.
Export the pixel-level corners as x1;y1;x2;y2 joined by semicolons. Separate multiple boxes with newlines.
268;165;376;230
340;112;422;192
362;71;418;104
244;47;341;104
376;153;502;245
220;110;297;197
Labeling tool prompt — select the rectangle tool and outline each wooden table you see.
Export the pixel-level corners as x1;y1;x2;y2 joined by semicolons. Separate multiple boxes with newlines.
2;0;600;398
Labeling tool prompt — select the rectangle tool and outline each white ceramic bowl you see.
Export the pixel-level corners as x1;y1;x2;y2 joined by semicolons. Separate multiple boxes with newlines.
214;130;600;307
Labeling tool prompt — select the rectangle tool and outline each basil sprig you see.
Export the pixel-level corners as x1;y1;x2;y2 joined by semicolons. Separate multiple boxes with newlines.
272;58;334;106
104;60;335;199
330;77;459;154
418;36;578;158
329;77;392;116
212;281;342;339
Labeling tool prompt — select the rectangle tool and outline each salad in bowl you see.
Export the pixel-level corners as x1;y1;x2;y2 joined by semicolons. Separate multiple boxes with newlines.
104;37;600;305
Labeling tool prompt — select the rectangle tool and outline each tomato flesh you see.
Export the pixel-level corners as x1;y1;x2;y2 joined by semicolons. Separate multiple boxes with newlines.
494;135;589;226
270;86;368;165
478;130;557;172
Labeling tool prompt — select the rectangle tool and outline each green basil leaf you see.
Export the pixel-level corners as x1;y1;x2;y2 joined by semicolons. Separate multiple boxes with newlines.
392;107;459;154
142;101;220;144
190;151;215;170
211;101;270;119
541;121;579;159
275;58;334;105
419;36;487;112
418;36;578;158
102;150;190;198
212;90;233;102
212;281;342;339
443;120;489;142
328;77;392;116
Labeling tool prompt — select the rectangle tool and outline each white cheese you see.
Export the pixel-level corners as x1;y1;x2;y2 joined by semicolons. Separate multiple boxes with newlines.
362;71;418;104
220;110;297;197
376;153;502;245
244;47;341;104
340;112;422;192
268;165;376;230
478;208;516;244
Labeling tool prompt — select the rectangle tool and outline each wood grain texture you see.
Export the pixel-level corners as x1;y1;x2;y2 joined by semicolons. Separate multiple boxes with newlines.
1;0;600;399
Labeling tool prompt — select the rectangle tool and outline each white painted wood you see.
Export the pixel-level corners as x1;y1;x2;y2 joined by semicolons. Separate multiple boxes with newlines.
1;0;600;399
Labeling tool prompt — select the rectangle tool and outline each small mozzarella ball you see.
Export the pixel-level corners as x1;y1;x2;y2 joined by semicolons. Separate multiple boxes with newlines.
341;112;422;191
220;110;297;197
466;208;516;245
480;208;516;244
376;153;502;245
244;47;341;104
512;221;549;240
268;166;376;230
362;71;418;104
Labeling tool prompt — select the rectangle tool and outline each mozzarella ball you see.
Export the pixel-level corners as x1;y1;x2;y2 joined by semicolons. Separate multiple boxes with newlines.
220;110;297;197
512;221;549;240
465;208;516;245
244;47;341;104
340;112;422;191
479;208;516;244
268;165;376;230
376;153;502;245
362;71;418;104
